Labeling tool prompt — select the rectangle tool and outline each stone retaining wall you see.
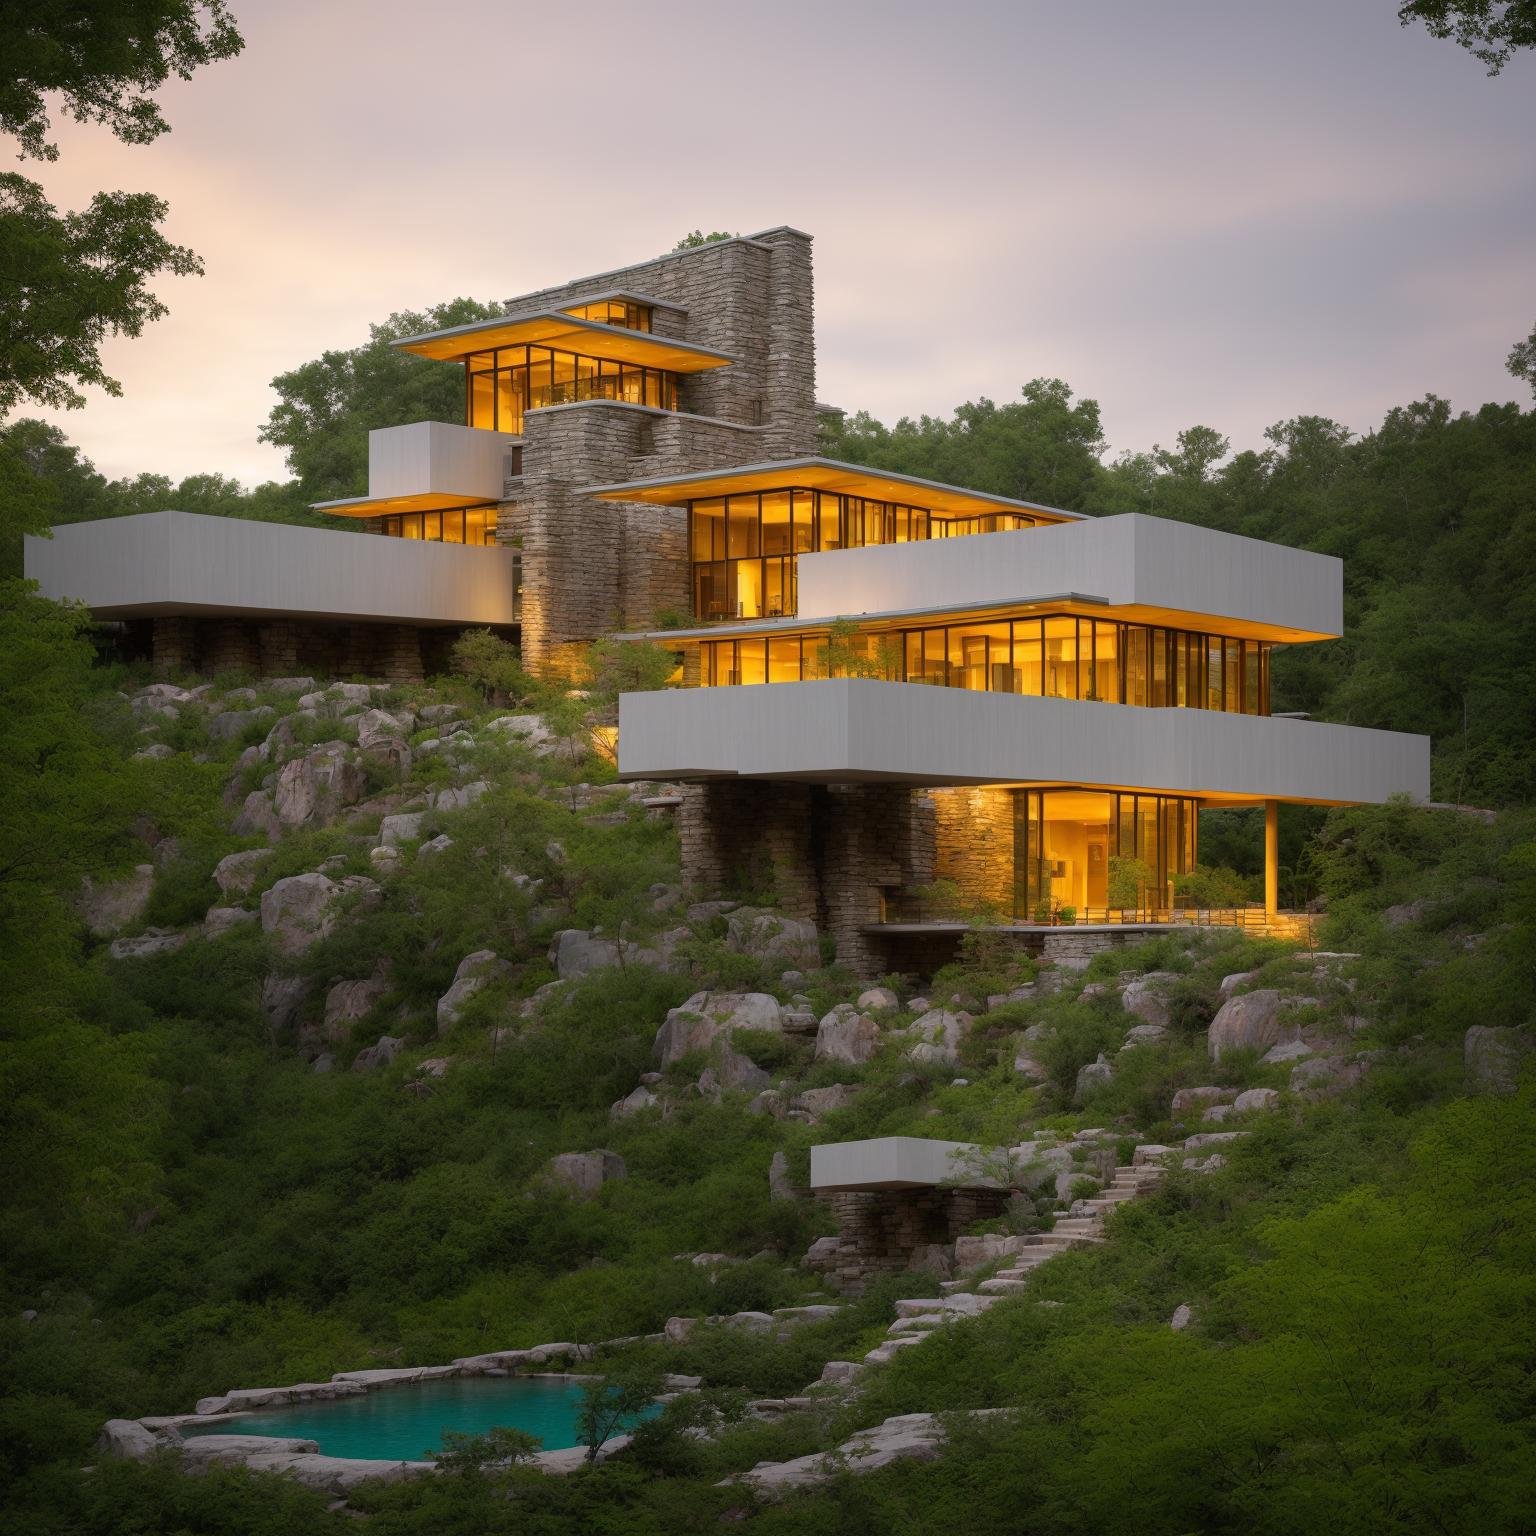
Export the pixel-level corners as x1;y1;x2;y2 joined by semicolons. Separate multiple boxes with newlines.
816;1188;1009;1295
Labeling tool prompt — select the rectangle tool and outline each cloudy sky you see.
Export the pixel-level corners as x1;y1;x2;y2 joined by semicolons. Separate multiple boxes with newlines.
25;0;1536;485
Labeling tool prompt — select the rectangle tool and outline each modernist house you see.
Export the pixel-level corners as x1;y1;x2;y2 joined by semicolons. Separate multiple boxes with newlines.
25;226;1430;969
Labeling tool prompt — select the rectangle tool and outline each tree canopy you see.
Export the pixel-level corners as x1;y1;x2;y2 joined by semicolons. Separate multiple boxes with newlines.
0;1;243;414
258;299;502;501
1397;0;1536;73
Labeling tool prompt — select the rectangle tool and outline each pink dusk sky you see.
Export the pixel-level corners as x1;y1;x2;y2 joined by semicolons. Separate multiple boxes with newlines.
22;0;1536;487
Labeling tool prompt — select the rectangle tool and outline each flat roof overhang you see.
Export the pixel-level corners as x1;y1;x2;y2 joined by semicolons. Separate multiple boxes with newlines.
393;310;736;372
616;678;1432;807
577;456;1085;523
311;492;500;520
810;1136;995;1192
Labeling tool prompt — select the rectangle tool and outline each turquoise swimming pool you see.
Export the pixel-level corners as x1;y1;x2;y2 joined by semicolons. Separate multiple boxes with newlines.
181;1376;654;1461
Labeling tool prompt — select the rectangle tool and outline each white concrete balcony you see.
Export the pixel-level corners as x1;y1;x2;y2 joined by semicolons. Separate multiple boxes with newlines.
25;511;520;626
616;678;1430;807
796;512;1343;642
811;1137;989;1191
314;421;521;518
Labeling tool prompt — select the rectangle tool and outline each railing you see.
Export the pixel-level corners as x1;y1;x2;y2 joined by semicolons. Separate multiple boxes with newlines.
876;894;1319;946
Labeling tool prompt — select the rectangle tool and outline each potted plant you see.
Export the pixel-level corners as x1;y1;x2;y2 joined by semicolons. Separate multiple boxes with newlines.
1056;905;1077;926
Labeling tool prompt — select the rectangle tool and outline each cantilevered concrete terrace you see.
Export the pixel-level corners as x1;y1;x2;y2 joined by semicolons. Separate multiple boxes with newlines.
617;678;1431;807
25;511;520;627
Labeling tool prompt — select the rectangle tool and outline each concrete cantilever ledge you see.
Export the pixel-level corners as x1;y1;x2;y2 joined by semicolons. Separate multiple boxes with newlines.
811;1137;988;1191
617;679;1431;807
24;511;520;627
795;512;1344;641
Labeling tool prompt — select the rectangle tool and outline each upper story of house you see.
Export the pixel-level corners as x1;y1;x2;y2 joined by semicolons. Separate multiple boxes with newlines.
312;227;818;543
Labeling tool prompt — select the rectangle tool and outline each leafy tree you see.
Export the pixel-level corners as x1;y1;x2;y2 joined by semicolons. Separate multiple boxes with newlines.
259;299;504;500
430;1425;541;1475
673;230;735;249
821;378;1108;511
0;2;243;412
1397;0;1536;73
817;616;901;679
575;1363;664;1464
450;628;533;704
1509;320;1536;397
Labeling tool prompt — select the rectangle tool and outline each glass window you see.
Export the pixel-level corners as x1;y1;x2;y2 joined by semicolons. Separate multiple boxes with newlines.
1150;628;1169;706
1044;617;1077;698
726;496;759;560
1244;642;1261;715
768;637;801;683
763;558;792;618
1225;638;1242;713
737;639;767;685
423;511;442;541
1125;626;1148;707
1206;636;1224;711
441;510;464;544
691;499;725;562
1014;618;1043;695
791;490;815;552
978;622;1015;692
760;492;793;555
469;371;493;430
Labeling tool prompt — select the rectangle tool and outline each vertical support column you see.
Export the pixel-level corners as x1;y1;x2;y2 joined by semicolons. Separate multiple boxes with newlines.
1264;800;1279;920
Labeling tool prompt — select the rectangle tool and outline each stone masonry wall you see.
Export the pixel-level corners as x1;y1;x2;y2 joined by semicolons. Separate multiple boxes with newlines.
505;228;815;447
818;1188;1010;1296
145;616;486;683
678;781;935;977
931;787;1017;915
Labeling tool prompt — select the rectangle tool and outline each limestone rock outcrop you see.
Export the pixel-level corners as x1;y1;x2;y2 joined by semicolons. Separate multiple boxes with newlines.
814;1004;880;1064
78;864;155;937
653;991;783;1068
545;1149;627;1199
1464;1026;1533;1096
1208;988;1288;1060
436;950;512;1033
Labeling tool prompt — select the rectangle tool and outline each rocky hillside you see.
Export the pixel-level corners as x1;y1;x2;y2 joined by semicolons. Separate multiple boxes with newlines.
4;657;1534;1535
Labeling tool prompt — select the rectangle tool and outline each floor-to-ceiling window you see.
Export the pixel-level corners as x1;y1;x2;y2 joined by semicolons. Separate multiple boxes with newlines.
695;614;1269;715
379;506;500;546
1012;788;1197;918
465;345;679;433
688;488;1038;620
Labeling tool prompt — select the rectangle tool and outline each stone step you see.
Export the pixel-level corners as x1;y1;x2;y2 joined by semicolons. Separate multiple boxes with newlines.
888;1314;944;1334
977;1277;1030;1295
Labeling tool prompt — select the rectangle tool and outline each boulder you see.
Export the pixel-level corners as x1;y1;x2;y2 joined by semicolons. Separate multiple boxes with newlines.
1170;1086;1231;1114
610;1084;660;1119
97;1419;159;1459
486;714;558;754
232;789;280;839
768;1150;796;1201
273;744;366;828
1121;971;1179;1030
1074;1053;1114;1103
701;1045;771;1096
1012;1046;1048;1081
132;743;175;761
264;676;317;696
436;949;512;1032
793;1084;860;1121
1169;1304;1194;1331
108;928;187;961
802;1236;842;1270
369;845;402;874
214;848;273;896
654;991;783;1068
260;873;342;957
1182;1131;1249;1152
545;1150;627;1200
550;928;670;979
819;1361;860;1387
953;1234;1028;1268
1208;988;1288;1060
1464;1026;1533;1096
203;906;257;940
733;1412;953;1496
857;985;899;1011
781;1006;818;1036
78;864;155;937
1201;1104;1236;1123
261;974;311;1034
324;972;391;1042
1120;1023;1168;1050
1233;1087;1280;1113
432;781;490;812
1261;1039;1313;1063
814;1004;880;1064
417;833;454;857
355;708;412;774
724;906;819;968
897;1008;970;1068
1218;969;1260;997
1382;900;1428;929
207;706;274;744
1133;1143;1177;1167
1290;1056;1365;1095
379;811;425;847
352;1035;404;1073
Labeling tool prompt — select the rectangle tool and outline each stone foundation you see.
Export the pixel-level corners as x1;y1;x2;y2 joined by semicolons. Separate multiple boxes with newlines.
816;1188;1009;1295
138;617;499;683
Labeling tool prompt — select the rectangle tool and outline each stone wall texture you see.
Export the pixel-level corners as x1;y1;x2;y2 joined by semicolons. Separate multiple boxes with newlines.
144;615;483;683
930;787;1017;914
501;229;818;670
818;1188;1009;1295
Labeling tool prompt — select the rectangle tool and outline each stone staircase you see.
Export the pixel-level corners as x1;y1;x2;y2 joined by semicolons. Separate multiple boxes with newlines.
858;1164;1163;1362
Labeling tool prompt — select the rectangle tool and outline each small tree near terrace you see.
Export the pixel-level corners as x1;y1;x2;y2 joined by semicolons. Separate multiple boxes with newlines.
576;1363;665;1465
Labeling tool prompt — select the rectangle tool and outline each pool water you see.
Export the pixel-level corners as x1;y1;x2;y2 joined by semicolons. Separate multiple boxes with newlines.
181;1376;655;1461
